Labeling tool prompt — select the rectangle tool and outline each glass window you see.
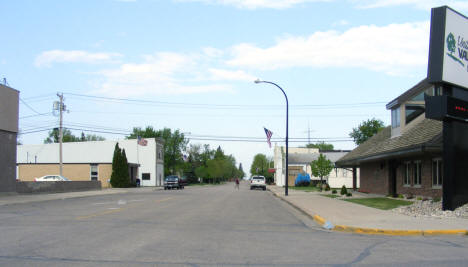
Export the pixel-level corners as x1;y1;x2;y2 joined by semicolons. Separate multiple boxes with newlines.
405;104;425;124
142;173;150;180
404;162;411;185
432;159;443;187
392;108;400;128
413;161;421;186
90;164;98;181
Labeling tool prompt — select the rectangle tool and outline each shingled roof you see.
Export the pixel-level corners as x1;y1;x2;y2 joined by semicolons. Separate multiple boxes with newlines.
336;118;442;167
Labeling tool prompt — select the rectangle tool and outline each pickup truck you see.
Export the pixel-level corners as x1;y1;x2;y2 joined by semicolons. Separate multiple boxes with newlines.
250;175;266;191
164;175;186;190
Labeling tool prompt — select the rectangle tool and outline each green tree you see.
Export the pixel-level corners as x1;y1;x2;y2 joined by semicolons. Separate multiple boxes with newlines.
349;118;385;145
44;128;105;143
81;132;105;141
44;128;80;143
110;143;131;188
250;154;273;183
310;154;334;189
238;163;245;179
127;126;189;176
305;142;334;151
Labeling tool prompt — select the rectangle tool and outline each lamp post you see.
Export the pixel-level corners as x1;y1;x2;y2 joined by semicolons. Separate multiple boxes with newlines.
254;79;289;196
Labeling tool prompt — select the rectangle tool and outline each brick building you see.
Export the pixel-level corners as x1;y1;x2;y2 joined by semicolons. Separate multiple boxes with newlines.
336;79;444;198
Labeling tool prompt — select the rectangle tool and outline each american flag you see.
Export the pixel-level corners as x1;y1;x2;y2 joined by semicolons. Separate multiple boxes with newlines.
137;136;148;146
264;127;273;148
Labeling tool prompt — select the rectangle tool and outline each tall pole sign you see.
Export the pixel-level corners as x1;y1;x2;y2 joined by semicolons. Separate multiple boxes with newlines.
426;6;468;211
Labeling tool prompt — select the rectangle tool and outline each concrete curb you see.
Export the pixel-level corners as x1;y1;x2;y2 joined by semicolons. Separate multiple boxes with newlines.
268;188;468;236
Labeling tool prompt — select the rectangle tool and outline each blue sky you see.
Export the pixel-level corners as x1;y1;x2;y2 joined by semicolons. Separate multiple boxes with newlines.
2;0;468;175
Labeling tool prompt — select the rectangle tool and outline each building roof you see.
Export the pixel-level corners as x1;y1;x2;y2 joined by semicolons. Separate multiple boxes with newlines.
336;118;442;167
386;78;430;110
288;151;349;165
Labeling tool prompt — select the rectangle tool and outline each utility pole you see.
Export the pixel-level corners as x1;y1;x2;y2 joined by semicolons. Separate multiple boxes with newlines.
55;93;67;176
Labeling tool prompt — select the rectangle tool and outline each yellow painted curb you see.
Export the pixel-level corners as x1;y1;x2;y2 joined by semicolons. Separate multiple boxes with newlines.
313;215;326;226
422;229;468;236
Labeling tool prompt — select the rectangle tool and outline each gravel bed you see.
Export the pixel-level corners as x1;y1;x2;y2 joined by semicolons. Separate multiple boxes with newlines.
393;200;468;219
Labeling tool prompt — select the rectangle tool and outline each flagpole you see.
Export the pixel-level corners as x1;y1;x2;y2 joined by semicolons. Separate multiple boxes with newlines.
255;79;289;196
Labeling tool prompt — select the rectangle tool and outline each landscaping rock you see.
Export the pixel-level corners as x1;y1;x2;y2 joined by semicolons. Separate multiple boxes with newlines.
392;200;468;219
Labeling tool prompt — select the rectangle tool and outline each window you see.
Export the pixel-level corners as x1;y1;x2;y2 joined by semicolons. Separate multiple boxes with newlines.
90;164;98;181
142;173;150;180
413;161;421;186
432;158;443;187
391;108;400;128
405;92;425;125
404;162;411;186
342;169;347;177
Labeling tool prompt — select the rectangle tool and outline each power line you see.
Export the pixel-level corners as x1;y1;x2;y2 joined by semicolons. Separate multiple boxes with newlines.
64;92;386;110
19;97;43;115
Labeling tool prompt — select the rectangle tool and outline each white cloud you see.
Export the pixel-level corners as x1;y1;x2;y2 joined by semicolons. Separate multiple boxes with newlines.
227;21;430;75
353;0;468;11
332;20;350;26
94;52;249;97
177;0;329;9
208;68;257;81
35;50;122;67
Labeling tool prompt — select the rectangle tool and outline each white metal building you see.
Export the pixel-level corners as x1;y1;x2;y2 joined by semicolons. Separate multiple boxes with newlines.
17;138;164;187
273;145;360;188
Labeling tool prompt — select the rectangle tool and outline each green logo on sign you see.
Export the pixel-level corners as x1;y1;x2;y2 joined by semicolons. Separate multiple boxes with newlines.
446;32;465;67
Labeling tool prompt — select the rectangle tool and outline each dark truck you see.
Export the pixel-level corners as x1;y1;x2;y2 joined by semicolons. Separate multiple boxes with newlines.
163;175;186;190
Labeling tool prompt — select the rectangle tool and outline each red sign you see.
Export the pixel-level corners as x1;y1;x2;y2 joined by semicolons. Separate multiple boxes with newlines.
268;168;276;173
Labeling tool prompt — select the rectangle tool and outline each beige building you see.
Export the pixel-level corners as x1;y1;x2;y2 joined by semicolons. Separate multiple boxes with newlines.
17;138;164;187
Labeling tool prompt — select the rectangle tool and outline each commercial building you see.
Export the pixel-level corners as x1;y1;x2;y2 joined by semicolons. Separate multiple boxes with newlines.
274;146;359;188
0;84;19;192
17;138;164;187
336;79;444;198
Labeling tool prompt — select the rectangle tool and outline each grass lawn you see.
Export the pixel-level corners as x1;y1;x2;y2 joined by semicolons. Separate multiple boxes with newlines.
290;186;321;192
321;194;340;198
343;198;413;210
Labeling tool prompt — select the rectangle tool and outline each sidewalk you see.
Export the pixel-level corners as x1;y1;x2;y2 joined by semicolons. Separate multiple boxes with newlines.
268;185;468;236
0;187;161;206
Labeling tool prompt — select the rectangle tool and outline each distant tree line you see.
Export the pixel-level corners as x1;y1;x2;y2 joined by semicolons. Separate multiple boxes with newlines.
44;128;105;143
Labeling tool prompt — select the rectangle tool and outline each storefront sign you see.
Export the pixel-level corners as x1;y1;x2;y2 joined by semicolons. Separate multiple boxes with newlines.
426;95;468;122
428;6;468;90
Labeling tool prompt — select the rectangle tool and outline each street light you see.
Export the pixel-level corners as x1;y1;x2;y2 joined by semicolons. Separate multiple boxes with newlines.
254;79;289;196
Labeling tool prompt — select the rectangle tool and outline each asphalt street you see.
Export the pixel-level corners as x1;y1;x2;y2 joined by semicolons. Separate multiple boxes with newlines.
1;182;467;266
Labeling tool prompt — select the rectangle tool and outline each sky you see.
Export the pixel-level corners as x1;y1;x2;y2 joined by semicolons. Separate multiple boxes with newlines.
2;0;468;176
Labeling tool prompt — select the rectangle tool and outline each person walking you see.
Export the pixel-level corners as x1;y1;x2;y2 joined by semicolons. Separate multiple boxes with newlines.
235;178;240;190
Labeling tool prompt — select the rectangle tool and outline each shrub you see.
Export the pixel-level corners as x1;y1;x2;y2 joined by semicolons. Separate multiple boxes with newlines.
346;192;352;197
324;184;331;191
433;197;441;202
340;185;348;195
398;194;404;199
416;197;422;200
332;189;337;194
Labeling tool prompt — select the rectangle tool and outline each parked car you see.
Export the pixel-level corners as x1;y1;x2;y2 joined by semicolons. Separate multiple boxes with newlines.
164;175;185;190
35;175;71;182
250;175;266;191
